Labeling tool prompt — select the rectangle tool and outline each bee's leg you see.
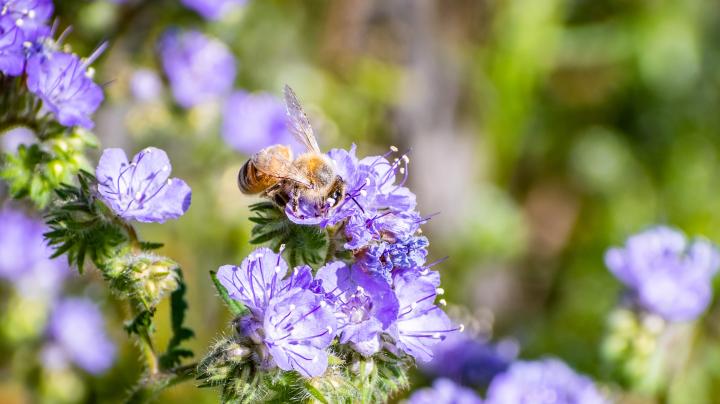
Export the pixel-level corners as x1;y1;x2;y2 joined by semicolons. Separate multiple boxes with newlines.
290;192;300;213
263;183;289;207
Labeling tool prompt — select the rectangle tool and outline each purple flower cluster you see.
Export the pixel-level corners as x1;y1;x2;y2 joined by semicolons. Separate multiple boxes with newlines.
96;147;192;223
0;0;53;75
222;91;303;155
605;226;720;322
286;145;431;283
45;298;116;374
181;0;246;21
0;207;116;374
408;378;483;404
159;29;236;108
218;246;457;377
0;207;68;298
0;0;105;128
484;359;607;404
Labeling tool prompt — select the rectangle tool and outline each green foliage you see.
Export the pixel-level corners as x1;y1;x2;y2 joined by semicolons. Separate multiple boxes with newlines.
0;129;96;208
160;269;195;371
210;270;248;316
248;202;329;268
124;308;156;337
44;171;128;273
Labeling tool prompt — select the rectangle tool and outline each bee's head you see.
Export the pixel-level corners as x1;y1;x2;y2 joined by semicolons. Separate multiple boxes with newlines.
325;176;346;208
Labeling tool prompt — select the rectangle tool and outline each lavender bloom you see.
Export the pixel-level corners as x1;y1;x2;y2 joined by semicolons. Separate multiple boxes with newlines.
605;226;720;322
26;51;104;129
159;30;236;108
315;261;399;356
263;288;336;377
47;298;116;374
0;0;54;42
286;145;425;246
217;248;337;377
0;207;68;298
222;91;303;155
389;270;458;362
96;147;192;223
130;68;163;102
422;332;512;388
485;359;607;404
181;0;245;20
407;378;483;404
0;25;24;75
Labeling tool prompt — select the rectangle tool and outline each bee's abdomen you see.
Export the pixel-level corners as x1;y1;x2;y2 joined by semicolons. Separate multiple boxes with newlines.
238;160;273;194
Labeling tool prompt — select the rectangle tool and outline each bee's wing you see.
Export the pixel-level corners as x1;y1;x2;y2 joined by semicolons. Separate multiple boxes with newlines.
284;85;322;153
252;151;312;187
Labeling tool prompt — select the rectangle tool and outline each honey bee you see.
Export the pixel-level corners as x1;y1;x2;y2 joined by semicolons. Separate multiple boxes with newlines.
238;85;346;212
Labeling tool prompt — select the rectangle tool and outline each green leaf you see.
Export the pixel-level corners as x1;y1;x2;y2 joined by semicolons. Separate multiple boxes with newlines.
210;270;247;316
124;309;155;336
159;269;196;370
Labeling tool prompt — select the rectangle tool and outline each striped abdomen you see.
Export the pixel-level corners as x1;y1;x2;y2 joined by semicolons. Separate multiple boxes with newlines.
238;159;278;194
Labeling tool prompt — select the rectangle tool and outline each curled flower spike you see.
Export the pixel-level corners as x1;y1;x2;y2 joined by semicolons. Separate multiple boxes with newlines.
96;147;192;223
26;50;104;128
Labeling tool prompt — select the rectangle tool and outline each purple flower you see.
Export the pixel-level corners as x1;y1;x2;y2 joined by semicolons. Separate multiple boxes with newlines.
159;29;236;108
0;0;54;42
285;145;425;247
605;226;720;322
315;261;398;356
389;269;458;362
222;91;303;155
96;147;192;223
422;332;513;388
46;298;116;374
0;25;24;75
26;51;104;128
0;207;69;298
408;379;483;404
485;359;607;404
217;248;337;377
181;0;245;20
263;288;336;377
130;68;162;102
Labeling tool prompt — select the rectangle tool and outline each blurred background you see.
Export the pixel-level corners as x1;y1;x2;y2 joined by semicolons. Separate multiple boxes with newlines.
3;0;720;402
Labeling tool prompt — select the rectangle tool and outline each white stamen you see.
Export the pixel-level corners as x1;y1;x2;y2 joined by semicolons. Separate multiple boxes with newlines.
279;244;286;251
356;286;364;293
326;197;336;206
274;265;282;274
402;155;410;163
167;179;172;185
432;333;441;339
365;178;371;185
145;148;152;153
289;304;296;311
420;269;429;275
390;145;398;152
410;302;417;310
326;326;333;334
312;356;319;363
22;41;31;48
161;165;169;172
28;10;36;19
459;324;465;332
435;288;445;295
359;190;367;197
15;18;23;27
319;300;327;307
393;158;399;163
85;67;95;79
1;6;8;16
293;268;299;275
439;299;447;306
134;192;143;200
